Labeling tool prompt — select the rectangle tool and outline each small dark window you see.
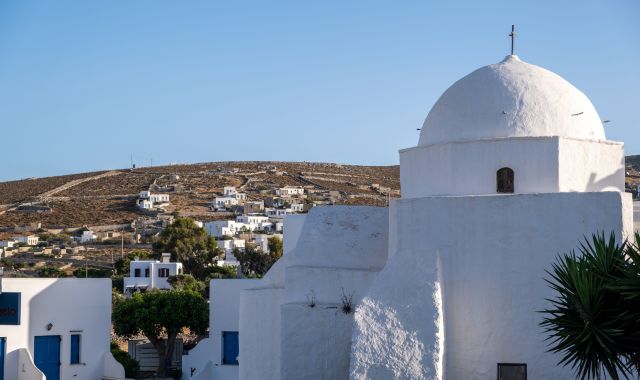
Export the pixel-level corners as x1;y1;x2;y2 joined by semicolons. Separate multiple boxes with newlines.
158;268;170;278
497;167;514;193
134;268;141;278
222;331;239;365
70;334;81;364
144;268;150;278
498;363;526;380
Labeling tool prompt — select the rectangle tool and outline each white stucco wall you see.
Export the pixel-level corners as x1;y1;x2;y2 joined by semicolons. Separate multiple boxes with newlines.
401;137;624;198
238;206;389;380
351;192;633;380
400;137;561;197
0;278;116;380
184;279;258;380
239;287;284;380
558;138;625;192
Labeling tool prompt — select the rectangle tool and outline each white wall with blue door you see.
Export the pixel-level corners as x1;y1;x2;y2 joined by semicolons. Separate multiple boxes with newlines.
0;278;124;380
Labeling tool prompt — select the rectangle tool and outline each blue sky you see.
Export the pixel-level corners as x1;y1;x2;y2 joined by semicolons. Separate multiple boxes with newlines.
0;1;638;181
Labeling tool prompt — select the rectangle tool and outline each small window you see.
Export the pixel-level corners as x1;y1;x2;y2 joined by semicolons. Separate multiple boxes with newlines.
498;363;526;380
497;167;515;193
134;268;141;278
70;334;81;364
158;268;170;278
144;268;150;278
222;331;239;365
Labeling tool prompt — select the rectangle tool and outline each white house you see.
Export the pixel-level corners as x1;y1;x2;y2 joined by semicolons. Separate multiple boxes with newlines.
275;186;304;197
205;220;243;238
123;253;184;295
0;240;16;249
265;208;291;219
137;191;170;210
12;236;39;246
182;279;259;380
150;193;170;204
289;203;305;213
213;197;239;211
79;230;97;244
253;234;282;253
223;187;237;197
183;53;634;380
0;278;125;380
217;239;245;265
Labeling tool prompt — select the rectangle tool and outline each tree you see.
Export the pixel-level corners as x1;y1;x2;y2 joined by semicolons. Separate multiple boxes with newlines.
167;274;206;297
152;218;220;280
112;290;208;377
234;237;282;278
113;250;151;276
37;265;67;278
540;232;640;379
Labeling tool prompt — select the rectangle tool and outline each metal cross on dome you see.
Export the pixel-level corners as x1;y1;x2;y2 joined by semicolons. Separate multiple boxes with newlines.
509;25;516;55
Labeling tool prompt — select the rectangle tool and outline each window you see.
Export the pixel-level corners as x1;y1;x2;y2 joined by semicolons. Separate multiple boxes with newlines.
222;331;239;365
70;334;81;364
134;268;141;278
158;268;170;278
497;167;514;193
144;268;150;277
498;363;526;380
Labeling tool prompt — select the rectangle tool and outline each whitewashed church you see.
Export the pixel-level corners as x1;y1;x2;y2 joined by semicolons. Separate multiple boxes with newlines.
184;53;633;380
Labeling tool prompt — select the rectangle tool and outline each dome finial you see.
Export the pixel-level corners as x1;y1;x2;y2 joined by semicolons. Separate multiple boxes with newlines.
509;25;516;55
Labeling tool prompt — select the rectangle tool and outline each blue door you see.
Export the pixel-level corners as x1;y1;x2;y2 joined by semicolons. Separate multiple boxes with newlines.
34;336;60;380
0;337;5;380
222;331;239;365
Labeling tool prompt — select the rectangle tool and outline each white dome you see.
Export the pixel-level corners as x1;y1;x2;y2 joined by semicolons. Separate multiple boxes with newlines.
418;55;605;146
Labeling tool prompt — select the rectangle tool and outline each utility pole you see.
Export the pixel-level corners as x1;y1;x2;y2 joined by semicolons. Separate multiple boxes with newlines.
130;154;133;169
121;230;124;261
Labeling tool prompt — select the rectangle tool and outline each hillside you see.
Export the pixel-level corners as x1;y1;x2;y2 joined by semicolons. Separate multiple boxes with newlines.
0;161;400;228
1;156;638;230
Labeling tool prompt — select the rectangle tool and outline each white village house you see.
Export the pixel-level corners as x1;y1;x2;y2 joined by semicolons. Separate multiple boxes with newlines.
123;253;183;295
0;277;126;380
80;229;97;243
183;54;634;380
137;191;170;210
12;235;39;246
275;186;304;197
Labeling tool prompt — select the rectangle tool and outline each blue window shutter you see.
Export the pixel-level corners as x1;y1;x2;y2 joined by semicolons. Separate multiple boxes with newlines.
222;331;239;365
70;334;80;364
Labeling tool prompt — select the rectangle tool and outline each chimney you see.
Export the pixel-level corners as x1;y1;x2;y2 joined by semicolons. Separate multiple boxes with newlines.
161;253;171;263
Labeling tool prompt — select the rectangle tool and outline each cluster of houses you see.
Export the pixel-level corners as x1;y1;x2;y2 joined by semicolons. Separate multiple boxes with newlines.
137;190;171;211
205;186;309;266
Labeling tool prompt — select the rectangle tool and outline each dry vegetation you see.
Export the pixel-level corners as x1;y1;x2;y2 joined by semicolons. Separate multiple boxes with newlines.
1;156;634;229
0;161;401;228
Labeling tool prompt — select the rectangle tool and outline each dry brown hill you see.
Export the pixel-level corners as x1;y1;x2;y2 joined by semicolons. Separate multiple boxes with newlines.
1;156;638;230
0;162;400;228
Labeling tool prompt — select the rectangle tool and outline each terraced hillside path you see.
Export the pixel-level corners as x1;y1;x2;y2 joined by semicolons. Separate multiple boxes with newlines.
37;170;124;201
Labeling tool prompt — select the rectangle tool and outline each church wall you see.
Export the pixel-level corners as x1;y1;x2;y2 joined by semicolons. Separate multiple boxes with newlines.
283;266;380;305
400;137;560;197
196;279;258;380
351;191;633;380
558;138;625;192
281;304;355;380
239;287;284;380
285;206;389;271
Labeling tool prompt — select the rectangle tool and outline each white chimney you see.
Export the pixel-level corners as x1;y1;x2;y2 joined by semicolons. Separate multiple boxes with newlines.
161;253;171;263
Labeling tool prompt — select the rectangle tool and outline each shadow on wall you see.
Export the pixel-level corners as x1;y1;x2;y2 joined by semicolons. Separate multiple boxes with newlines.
586;154;625;191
